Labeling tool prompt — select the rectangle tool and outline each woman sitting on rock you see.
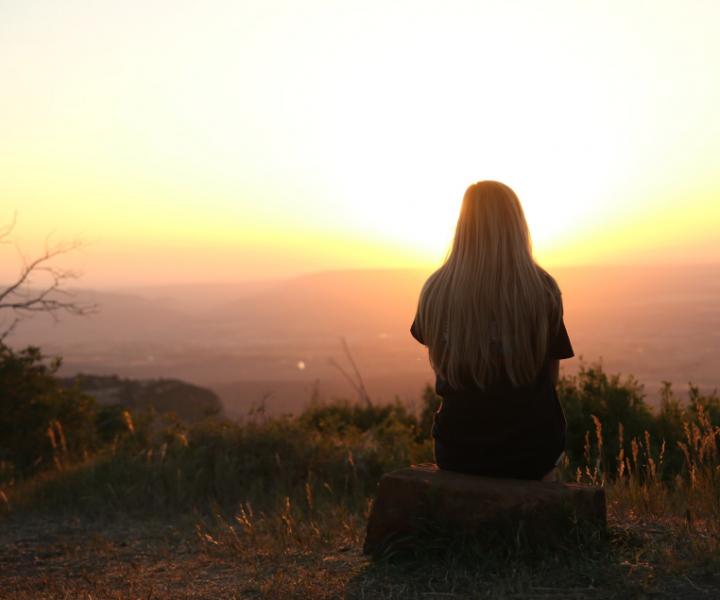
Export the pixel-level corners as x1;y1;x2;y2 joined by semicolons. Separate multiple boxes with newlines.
411;180;574;481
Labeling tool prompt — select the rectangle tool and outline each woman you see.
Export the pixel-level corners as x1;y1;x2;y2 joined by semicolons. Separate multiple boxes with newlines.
411;180;574;481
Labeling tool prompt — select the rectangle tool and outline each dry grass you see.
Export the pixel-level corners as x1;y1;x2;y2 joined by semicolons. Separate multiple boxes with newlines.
3;502;720;599
2;393;720;598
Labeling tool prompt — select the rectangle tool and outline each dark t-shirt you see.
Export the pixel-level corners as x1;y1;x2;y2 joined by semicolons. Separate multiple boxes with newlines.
410;299;574;479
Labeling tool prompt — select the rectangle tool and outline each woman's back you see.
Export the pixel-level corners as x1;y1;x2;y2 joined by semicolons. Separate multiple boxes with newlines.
411;181;574;480
411;290;573;479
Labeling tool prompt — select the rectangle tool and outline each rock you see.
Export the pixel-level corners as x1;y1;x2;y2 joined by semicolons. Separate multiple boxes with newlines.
363;463;606;556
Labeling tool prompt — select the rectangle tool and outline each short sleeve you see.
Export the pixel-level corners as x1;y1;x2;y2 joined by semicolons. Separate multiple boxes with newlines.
548;300;574;360
410;317;424;344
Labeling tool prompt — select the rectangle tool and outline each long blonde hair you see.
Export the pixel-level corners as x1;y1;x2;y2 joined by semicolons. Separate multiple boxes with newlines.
415;181;561;389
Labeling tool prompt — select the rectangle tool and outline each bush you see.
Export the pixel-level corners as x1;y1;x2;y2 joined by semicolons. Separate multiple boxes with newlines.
298;397;418;435
560;362;719;482
2;345;718;518
0;344;99;481
559;362;654;476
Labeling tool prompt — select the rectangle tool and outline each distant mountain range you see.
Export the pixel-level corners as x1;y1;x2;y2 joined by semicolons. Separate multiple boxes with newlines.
7;263;720;415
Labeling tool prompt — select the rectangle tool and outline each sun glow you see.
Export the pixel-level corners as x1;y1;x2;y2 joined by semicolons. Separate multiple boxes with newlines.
1;1;719;285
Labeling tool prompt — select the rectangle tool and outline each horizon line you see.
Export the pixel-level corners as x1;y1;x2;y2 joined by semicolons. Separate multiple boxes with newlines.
20;259;719;292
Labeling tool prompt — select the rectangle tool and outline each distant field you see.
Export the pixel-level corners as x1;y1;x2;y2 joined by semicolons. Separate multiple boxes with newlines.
9;263;720;416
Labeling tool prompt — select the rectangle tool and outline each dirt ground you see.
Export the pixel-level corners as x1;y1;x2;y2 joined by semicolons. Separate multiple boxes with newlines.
3;514;720;600
0;514;362;599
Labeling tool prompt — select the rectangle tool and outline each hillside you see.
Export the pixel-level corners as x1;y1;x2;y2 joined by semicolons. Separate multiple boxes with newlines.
62;374;224;422
7;263;720;416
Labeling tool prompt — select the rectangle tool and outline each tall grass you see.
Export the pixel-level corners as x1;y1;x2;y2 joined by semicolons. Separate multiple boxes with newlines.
2;400;432;517
2;364;719;556
3;364;719;599
565;391;720;560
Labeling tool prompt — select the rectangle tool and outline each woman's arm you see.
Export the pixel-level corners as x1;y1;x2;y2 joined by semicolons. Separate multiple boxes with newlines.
550;359;560;386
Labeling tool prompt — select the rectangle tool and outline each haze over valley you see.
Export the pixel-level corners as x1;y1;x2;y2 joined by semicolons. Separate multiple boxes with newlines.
8;263;719;417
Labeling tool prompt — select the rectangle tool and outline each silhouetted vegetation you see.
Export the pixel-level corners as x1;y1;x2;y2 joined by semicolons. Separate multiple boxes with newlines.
1;343;718;516
2;344;720;597
0;344;224;484
0;216;96;341
0;345;100;481
560;364;720;482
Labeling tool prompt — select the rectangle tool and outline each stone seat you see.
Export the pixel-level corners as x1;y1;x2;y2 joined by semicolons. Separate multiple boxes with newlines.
363;463;606;556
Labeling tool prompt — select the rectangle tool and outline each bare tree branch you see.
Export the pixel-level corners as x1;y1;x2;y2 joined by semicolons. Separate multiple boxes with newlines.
341;337;372;407
0;317;20;344
0;217;98;340
328;357;363;397
0;212;17;244
328;337;372;407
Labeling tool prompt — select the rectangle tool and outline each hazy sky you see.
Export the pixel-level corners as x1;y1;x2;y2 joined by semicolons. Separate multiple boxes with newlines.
2;0;719;286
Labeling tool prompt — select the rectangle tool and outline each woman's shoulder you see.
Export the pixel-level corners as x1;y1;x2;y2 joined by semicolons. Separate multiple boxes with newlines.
536;265;559;287
536;266;562;301
535;267;565;324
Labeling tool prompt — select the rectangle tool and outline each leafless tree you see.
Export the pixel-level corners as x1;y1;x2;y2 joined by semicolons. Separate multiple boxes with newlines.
0;214;97;342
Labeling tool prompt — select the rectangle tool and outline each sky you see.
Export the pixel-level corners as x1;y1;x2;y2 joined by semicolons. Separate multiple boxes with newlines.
1;0;719;287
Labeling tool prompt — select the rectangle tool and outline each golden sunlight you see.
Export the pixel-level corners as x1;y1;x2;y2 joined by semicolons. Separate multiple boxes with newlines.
1;0;719;284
